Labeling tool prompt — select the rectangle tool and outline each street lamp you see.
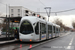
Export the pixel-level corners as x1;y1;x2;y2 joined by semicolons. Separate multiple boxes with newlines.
44;7;51;21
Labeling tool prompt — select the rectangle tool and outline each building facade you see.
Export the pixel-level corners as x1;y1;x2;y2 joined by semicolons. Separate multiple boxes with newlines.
9;6;46;19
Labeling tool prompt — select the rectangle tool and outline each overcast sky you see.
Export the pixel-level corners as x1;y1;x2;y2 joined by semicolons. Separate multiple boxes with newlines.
0;0;75;28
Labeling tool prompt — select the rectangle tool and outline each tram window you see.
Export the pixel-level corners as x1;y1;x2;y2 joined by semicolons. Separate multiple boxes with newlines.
48;25;52;34
56;28;58;33
35;22;39;34
40;23;46;34
20;20;33;34
53;26;55;33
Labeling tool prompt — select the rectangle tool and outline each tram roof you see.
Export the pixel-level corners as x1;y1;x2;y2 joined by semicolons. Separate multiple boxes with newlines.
56;25;60;28
22;16;54;25
21;16;60;27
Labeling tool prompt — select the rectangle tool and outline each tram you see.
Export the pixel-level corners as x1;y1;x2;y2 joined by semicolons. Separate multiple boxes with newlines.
19;16;60;42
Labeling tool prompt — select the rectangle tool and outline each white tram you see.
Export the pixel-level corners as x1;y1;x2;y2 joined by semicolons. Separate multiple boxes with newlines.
19;16;60;42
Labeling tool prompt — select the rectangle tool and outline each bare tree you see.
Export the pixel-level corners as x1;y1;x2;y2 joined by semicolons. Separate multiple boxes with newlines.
53;18;63;27
53;18;65;31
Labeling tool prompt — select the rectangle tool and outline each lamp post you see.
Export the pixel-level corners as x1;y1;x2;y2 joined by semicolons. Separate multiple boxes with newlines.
8;4;10;38
6;4;8;38
44;7;51;21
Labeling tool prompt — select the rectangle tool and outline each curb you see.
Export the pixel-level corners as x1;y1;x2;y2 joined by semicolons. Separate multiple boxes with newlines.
0;39;18;45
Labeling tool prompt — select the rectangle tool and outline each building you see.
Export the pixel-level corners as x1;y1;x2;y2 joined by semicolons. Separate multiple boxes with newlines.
9;6;46;19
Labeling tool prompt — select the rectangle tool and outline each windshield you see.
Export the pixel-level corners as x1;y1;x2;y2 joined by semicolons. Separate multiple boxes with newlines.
20;20;33;34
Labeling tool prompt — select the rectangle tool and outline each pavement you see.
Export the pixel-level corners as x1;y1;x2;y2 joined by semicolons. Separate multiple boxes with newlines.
29;32;75;50
0;35;17;44
0;39;18;45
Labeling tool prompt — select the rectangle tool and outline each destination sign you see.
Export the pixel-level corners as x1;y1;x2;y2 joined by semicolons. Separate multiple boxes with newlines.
23;21;30;25
23;23;30;25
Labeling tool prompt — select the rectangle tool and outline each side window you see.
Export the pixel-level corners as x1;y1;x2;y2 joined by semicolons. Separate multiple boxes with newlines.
40;23;46;34
56;28;58;33
53;26;55;33
48;25;52;34
18;9;20;12
57;28;59;33
35;22;39;34
11;9;13;12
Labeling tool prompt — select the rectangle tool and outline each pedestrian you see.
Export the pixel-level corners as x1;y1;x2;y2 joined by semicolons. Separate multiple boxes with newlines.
14;27;18;39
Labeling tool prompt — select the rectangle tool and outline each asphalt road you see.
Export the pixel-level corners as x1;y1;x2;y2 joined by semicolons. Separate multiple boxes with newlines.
29;32;75;50
0;32;72;50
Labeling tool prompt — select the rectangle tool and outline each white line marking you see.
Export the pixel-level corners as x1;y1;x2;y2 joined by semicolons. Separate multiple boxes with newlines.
66;46;71;49
69;37;73;46
66;35;74;49
61;32;70;37
69;43;72;45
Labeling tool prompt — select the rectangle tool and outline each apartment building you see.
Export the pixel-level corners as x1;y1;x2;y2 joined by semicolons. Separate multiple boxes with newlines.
9;6;46;19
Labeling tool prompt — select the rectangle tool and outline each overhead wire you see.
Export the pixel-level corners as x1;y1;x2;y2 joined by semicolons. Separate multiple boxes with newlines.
36;8;75;14
38;0;46;7
0;2;6;5
38;0;75;14
52;8;75;13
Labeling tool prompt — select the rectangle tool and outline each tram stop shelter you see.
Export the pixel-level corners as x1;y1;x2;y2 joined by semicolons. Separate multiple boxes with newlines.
0;17;21;41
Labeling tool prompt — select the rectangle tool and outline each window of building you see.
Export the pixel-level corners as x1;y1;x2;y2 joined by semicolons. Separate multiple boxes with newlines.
18;9;20;12
18;14;20;17
11;14;13;17
11;9;13;12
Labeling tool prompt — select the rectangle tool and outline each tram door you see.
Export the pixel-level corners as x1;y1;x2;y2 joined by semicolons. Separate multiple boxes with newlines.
53;26;55;37
40;23;46;40
35;22;40;41
46;24;48;39
39;22;41;40
58;28;60;36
